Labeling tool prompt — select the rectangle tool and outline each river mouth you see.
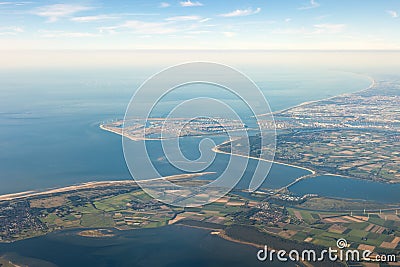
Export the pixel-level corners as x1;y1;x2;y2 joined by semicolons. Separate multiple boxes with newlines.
165;135;400;204
289;175;400;204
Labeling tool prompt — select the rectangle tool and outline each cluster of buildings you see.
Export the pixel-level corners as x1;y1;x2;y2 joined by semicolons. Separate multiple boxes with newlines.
0;200;46;242
251;202;288;225
277;81;400;132
273;193;318;204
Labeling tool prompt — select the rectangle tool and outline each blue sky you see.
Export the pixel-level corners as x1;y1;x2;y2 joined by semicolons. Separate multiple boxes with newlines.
0;0;399;49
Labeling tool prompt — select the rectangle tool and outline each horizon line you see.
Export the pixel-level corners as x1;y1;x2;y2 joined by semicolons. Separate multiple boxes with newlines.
2;49;400;53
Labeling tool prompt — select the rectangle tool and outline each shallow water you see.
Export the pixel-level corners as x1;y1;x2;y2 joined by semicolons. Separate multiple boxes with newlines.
0;225;293;267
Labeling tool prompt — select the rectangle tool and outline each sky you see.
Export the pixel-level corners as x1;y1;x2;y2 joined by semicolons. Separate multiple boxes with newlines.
0;0;400;50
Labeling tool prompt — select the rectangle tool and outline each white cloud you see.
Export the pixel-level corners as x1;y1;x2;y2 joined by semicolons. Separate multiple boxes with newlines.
32;4;93;22
313;23;346;33
187;30;211;34
199;18;211;23
39;30;99;38
219;7;261;17
165;15;202;21
272;24;345;35
124;21;177;34
0;26;23;35
285;18;292;22
71;15;117;22
298;0;320;10
315;14;330;20
99;20;177;35
98;16;211;35
0;1;31;5
159;2;170;8
271;27;308;35
180;1;203;7
387;10;398;18
223;31;236;37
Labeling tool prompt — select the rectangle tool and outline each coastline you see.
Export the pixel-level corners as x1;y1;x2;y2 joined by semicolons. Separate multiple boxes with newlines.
1;74;380;202
178;224;311;267
218;229;264;250
0;172;215;202
271;74;375;116
100;124;160;141
213;142;400;188
0;257;23;267
211;75;400;187
212;144;321;192
97;74;390;190
101;122;348;189
0;180;135;201
1;73;397;265
174;223;264;253
211;140;316;175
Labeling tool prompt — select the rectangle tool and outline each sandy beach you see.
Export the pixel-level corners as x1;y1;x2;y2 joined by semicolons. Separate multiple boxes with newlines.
0;172;215;202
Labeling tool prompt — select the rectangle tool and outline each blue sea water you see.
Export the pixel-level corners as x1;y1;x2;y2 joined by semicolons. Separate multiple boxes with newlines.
0;61;396;266
0;226;294;267
0;67;371;195
290;175;400;203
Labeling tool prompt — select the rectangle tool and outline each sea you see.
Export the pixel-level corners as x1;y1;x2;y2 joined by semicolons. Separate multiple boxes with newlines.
1;51;399;266
0;66;372;194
